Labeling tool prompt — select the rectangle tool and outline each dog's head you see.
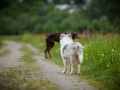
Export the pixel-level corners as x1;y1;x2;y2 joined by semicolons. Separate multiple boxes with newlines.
60;33;72;40
71;32;77;39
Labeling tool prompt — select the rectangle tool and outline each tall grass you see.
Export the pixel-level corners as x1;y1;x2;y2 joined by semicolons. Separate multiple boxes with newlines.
0;38;4;49
80;34;120;90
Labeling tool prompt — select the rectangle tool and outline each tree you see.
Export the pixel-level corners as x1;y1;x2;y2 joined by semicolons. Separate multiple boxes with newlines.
83;0;120;26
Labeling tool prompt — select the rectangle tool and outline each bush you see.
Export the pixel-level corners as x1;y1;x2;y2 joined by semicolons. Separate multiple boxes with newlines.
33;24;43;34
43;21;58;33
77;19;90;33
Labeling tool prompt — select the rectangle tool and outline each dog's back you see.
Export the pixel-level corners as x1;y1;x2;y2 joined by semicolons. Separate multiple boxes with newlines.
46;33;60;43
62;42;83;63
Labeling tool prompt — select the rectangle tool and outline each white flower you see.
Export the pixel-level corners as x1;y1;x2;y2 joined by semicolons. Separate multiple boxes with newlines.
111;49;114;52
101;54;104;57
115;51;117;53
86;54;88;56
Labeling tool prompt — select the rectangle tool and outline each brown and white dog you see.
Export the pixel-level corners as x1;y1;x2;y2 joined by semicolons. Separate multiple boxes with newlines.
60;33;83;74
45;32;77;59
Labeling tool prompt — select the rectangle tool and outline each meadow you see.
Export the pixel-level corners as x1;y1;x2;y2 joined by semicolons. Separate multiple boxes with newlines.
1;33;120;90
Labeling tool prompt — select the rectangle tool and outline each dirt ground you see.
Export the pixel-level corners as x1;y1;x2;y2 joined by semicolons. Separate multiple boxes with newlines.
0;41;98;90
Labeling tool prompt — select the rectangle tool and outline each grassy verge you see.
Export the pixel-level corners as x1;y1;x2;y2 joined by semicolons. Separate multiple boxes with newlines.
0;39;10;57
20;45;35;63
0;44;58;90
0;38;3;49
0;50;10;57
81;35;120;90
1;33;120;90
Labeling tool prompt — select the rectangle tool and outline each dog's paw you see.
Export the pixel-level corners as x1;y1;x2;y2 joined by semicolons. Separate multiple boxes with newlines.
69;72;73;75
62;71;66;74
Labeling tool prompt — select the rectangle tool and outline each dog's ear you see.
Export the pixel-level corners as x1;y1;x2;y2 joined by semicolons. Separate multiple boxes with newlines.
46;34;48;37
71;32;77;39
60;33;65;40
68;34;72;39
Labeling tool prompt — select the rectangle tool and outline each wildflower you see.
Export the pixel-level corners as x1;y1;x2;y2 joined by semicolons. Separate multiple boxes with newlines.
111;49;114;52
101;54;104;57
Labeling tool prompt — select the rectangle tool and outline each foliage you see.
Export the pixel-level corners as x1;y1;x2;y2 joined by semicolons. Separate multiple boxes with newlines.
0;0;119;35
83;0;120;27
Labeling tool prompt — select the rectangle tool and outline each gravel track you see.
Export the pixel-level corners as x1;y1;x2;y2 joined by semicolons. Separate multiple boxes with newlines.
0;41;24;73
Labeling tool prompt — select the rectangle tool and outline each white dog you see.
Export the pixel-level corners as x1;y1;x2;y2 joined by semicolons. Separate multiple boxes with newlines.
60;33;83;74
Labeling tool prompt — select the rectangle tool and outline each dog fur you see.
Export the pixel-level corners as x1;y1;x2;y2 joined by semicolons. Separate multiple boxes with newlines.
45;32;77;59
60;33;83;74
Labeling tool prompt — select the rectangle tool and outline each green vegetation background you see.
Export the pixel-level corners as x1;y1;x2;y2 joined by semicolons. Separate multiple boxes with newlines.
0;0;120;35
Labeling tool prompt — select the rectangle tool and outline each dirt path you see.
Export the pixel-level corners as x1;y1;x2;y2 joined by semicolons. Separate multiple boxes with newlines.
0;41;24;73
0;41;98;90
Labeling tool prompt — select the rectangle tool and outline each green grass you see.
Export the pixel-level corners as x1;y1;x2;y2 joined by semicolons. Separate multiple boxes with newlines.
0;50;10;57
20;45;35;63
1;33;120;90
0;38;3;49
80;35;120;90
0;38;10;57
0;38;6;49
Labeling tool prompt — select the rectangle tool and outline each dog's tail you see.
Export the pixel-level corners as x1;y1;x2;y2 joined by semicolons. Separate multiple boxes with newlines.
75;42;83;63
45;34;49;37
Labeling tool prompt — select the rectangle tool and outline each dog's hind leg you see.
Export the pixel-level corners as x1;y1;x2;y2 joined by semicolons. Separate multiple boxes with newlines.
45;49;48;59
62;59;68;74
77;64;81;74
70;62;74;74
45;41;49;59
48;42;54;58
45;42;54;58
76;58;81;74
